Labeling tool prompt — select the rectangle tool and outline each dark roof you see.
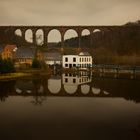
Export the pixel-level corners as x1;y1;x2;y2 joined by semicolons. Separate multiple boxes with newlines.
44;52;62;61
16;47;35;58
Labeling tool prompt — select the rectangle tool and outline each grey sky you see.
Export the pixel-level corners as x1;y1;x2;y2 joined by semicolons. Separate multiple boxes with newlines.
1;0;140;42
0;0;140;26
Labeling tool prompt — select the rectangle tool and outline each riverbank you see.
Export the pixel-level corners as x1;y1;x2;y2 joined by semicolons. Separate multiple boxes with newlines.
1;66;140;81
0;69;52;81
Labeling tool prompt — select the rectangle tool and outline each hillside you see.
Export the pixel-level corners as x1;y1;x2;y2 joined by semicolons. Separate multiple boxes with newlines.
57;21;140;55
56;21;140;65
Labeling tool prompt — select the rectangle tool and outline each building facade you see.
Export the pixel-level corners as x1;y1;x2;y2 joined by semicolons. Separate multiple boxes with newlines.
62;52;92;69
62;55;78;68
1;45;17;59
44;52;62;66
15;47;35;67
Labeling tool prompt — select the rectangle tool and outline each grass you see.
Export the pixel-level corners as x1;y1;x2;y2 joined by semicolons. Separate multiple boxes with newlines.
0;68;52;81
0;72;32;80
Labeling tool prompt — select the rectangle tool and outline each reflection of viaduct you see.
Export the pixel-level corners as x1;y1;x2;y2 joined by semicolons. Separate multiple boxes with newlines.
14;78;105;97
1;76;140;103
1;25;139;47
15;75;140;103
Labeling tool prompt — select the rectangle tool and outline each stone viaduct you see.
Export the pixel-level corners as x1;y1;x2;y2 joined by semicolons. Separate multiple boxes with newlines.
0;26;140;47
0;25;140;48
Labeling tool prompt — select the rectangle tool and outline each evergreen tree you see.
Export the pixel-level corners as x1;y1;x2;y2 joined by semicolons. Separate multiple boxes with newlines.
32;58;41;69
0;58;15;74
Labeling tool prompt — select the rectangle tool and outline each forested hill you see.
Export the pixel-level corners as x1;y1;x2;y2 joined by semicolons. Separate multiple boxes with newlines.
56;20;140;55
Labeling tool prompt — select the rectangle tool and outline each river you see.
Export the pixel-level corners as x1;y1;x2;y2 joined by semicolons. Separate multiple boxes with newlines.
0;71;140;140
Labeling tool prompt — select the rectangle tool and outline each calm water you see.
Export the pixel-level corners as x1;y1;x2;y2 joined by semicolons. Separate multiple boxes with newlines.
0;72;140;140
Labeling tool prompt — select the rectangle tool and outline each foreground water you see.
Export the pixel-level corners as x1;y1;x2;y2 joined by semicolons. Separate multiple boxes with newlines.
0;72;140;140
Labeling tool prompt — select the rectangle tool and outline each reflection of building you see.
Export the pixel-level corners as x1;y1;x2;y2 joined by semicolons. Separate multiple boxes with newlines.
62;72;92;85
62;52;92;69
1;45;17;59
62;71;92;94
15;80;34;94
15;80;44;94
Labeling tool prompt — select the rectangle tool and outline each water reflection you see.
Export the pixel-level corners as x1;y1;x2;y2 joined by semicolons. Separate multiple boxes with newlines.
15;78;46;105
15;80;34;94
48;75;61;94
0;80;15;102
0;72;140;103
92;87;101;95
62;71;92;94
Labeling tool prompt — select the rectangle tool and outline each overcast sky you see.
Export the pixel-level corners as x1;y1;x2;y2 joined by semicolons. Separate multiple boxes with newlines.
0;0;140;26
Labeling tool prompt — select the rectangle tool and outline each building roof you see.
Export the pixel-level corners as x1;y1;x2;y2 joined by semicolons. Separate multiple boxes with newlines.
16;47;35;59
4;44;17;52
44;52;61;61
63;55;78;57
79;52;90;56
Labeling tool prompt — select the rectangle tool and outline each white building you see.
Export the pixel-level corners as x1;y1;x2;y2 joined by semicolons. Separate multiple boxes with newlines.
62;52;92;69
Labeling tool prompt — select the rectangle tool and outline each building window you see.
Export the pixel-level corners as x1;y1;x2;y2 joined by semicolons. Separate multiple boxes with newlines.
73;79;76;83
85;58;86;62
82;58;84;62
65;78;68;83
73;64;76;67
65;57;68;62
73;57;76;62
65;64;68;67
80;58;81;62
73;74;76;77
